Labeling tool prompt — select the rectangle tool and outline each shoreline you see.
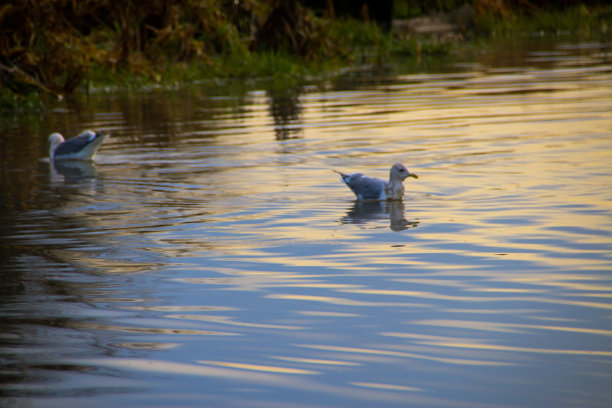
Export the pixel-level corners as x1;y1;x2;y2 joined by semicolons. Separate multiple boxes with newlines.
1;3;610;112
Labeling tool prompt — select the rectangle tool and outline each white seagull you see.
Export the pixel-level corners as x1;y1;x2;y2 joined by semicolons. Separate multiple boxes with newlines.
48;130;108;161
335;163;418;201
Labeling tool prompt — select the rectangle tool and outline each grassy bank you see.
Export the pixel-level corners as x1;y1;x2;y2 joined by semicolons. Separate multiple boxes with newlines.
1;1;611;112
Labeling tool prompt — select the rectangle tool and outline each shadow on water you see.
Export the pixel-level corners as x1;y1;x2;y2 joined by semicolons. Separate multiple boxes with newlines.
268;86;304;140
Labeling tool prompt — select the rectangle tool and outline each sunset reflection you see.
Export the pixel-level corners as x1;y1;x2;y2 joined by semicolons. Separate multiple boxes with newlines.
1;38;610;408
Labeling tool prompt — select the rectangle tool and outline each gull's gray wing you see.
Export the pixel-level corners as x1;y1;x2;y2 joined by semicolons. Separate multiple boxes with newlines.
54;131;107;159
344;173;386;200
54;131;100;157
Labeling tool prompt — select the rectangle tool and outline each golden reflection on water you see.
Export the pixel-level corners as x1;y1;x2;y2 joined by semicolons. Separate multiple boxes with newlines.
414;320;612;336
2;41;611;408
273;356;361;366
299;344;513;366
165;313;302;330
416;340;612;357
87;358;300;384
112;342;180;350
267;293;414;307
197;360;318;375
296;310;361;317
351;382;422;392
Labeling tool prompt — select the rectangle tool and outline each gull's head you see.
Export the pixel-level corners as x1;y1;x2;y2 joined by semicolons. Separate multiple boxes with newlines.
48;133;65;158
390;162;418;181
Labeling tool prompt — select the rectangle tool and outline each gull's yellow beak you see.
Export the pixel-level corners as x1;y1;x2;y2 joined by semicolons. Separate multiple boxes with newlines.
409;173;419;179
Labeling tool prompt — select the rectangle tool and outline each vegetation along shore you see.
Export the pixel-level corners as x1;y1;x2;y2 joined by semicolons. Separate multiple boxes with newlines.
1;0;610;111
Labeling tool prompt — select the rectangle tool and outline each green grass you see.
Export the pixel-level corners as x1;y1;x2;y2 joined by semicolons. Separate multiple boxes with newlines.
83;18;453;91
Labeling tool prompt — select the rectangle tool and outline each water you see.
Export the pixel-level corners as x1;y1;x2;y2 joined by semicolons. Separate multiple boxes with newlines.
1;38;611;408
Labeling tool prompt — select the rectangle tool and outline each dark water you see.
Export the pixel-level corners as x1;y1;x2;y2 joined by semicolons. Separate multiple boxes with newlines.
1;39;612;408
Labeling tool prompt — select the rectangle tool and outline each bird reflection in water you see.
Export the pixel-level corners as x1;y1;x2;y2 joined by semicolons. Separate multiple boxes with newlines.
341;200;419;231
49;159;100;192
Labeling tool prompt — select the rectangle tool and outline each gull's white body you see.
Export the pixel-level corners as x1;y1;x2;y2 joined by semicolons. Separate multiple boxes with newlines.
48;130;108;161
336;163;418;201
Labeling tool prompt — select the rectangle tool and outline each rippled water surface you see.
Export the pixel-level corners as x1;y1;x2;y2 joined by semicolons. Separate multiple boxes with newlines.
1;39;612;408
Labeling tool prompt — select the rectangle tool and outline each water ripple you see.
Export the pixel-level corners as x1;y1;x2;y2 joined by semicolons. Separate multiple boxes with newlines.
1;39;611;408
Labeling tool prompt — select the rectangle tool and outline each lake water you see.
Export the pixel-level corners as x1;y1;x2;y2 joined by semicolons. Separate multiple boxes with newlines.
1;38;611;408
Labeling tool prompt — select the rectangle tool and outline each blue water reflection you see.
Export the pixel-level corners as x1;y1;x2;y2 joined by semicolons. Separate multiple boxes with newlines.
1;38;611;408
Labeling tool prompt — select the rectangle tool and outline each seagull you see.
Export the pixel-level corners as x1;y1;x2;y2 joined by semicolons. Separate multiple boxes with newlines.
335;163;418;201
48;130;108;161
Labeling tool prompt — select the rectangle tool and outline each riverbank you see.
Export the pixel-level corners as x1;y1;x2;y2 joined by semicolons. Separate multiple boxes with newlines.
1;2;610;112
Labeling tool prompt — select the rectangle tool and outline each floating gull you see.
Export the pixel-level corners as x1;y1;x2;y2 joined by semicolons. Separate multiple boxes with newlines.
48;130;108;161
335;163;418;201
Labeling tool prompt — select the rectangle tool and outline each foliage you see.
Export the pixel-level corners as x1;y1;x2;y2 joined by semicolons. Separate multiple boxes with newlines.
394;0;468;19
0;88;44;113
1;0;610;109
0;0;262;97
0;0;425;100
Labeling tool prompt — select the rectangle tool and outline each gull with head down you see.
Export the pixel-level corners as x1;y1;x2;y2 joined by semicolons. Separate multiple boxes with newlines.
335;163;418;201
